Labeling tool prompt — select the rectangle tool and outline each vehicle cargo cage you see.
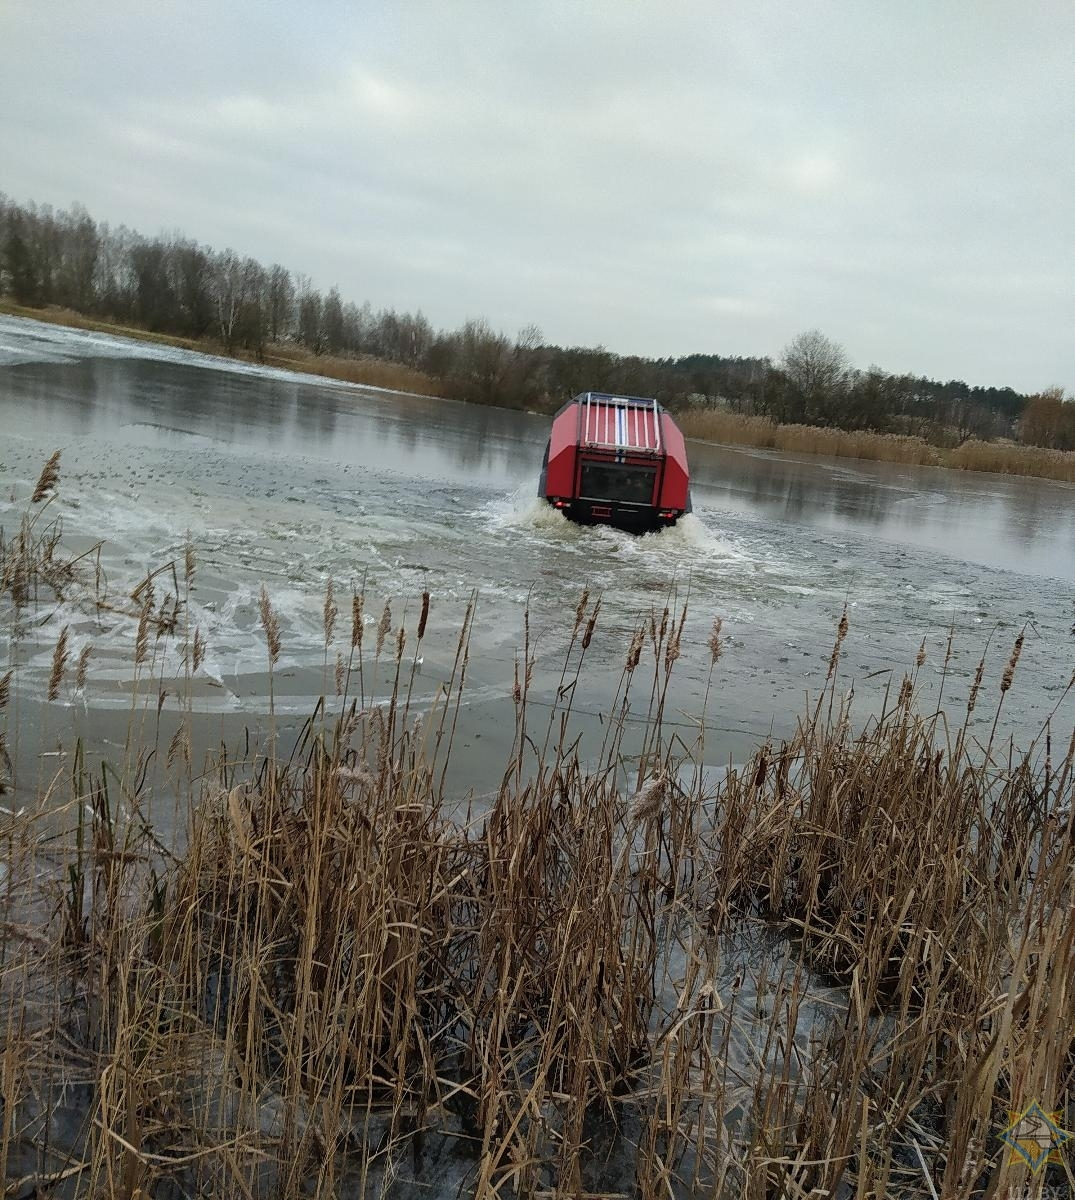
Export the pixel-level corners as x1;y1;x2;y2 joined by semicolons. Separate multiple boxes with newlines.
576;392;664;456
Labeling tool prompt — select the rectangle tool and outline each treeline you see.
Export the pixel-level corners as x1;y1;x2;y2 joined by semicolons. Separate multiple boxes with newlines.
0;194;1066;445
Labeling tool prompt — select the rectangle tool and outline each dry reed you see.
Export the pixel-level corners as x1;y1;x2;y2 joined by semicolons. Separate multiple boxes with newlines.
30;450;61;503
680;408;1075;483
46;624;70;701
74;643;92;691
263;345;442;397
1;456;1073;1199
258;584;282;665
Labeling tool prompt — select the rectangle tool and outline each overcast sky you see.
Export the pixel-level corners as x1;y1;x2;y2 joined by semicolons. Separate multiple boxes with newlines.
2;1;1072;391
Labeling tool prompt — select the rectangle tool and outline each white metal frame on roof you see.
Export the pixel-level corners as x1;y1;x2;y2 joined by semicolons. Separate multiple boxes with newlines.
581;392;662;455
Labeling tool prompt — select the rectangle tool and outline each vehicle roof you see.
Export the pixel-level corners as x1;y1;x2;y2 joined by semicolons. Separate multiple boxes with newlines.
562;392;665;454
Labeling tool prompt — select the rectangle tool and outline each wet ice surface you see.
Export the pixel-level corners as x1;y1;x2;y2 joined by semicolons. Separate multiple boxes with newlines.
2;312;1075;808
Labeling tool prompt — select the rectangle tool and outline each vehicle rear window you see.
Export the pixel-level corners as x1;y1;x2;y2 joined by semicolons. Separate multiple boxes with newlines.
579;462;657;505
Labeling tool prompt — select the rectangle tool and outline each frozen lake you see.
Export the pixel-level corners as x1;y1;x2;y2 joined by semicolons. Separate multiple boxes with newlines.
2;313;1073;805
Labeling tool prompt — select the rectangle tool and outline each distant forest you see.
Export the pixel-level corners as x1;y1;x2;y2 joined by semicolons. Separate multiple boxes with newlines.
1;194;1071;449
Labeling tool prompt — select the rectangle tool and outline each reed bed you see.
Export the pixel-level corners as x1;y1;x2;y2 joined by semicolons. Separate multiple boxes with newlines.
261;346;442;397
946;437;1075;481
677;410;945;466
680;408;1075;483
1;457;1073;1198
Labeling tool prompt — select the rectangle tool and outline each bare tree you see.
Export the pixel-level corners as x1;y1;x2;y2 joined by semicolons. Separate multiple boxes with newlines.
171;237;213;337
210;250;247;349
782;329;849;395
266;264;294;344
322;286;344;355
129;238;174;330
780;329;851;423
2;208;36;303
296;281;323;353
237;257;267;353
515;323;543;352
455;317;512;404
60;204;100;311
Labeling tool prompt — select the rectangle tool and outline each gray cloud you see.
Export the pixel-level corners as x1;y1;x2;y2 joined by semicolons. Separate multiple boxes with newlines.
3;0;1072;389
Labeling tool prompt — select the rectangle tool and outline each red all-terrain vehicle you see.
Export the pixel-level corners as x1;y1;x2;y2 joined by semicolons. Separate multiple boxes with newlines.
539;392;692;533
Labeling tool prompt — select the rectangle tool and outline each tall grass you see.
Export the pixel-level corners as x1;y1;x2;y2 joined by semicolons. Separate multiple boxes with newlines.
1;456;1073;1198
946;436;1075;481
680;408;1075;483
261;344;442;397
678;409;944;467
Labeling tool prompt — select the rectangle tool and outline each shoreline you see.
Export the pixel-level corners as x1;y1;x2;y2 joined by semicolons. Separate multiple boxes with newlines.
0;299;444;400
5;301;1075;485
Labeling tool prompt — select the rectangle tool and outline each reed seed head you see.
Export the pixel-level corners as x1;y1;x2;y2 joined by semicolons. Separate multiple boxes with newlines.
664;635;680;671
630;776;664;822
334;765;376;788
10;554;28;608
967;658;985;713
417;591;430;640
75;644;92;691
135;597;152;666
581;598;601;650
1000;629;1024;693
376;601;391;656
323;578;337;647
31;450;61;503
258;585;282;666
0;670;10;711
574;587;590;634
192;627;206;672
166;724;190;768
156;593;178;637
183;535;196;588
351;592;364;649
708;617;724;665
916;638;926;668
664;606;687;671
48;625;70;701
626;627;644;672
826;608;851;678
